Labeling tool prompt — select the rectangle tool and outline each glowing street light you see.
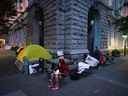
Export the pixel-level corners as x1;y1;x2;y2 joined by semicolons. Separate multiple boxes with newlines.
122;35;128;56
90;20;94;25
122;35;128;39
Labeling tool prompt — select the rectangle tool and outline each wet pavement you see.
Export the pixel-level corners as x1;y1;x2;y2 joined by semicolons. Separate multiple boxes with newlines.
48;56;128;96
0;56;48;96
0;55;128;96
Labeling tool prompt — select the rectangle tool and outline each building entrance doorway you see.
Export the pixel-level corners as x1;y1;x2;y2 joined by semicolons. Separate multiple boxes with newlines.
35;7;44;46
87;7;101;54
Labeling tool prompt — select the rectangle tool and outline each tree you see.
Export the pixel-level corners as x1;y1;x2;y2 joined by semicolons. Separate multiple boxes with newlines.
0;0;16;17
115;16;128;35
115;16;128;56
0;0;17;33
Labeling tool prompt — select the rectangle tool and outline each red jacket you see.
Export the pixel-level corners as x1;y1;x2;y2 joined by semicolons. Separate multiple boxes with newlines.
59;59;69;77
99;51;105;64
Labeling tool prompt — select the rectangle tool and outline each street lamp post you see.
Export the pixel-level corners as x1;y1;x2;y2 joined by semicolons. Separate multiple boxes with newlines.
122;35;127;56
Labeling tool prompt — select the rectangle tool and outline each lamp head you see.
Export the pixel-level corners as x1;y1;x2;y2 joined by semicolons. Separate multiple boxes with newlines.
122;35;127;39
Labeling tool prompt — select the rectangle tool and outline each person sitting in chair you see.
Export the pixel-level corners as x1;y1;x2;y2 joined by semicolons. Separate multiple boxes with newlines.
48;66;61;90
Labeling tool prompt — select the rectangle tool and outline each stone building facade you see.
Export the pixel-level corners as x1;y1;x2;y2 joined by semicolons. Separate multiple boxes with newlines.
39;0;116;59
8;0;124;59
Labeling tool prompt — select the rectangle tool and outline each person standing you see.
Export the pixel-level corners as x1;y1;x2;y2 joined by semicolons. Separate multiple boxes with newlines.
39;58;44;73
93;47;101;68
23;57;30;75
93;46;105;66
93;46;100;61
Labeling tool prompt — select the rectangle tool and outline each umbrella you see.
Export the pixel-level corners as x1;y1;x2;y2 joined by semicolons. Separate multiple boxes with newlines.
17;44;52;62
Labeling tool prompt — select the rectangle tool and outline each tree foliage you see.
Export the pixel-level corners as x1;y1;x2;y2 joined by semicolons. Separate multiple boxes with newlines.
115;16;128;35
0;0;16;17
0;0;17;33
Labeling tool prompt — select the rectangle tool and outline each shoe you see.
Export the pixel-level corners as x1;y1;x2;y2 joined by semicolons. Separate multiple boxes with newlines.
51;87;59;90
55;86;59;90
48;85;52;88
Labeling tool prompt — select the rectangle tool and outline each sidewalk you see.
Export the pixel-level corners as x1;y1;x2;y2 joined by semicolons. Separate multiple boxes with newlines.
0;73;48;96
49;56;128;96
0;56;128;96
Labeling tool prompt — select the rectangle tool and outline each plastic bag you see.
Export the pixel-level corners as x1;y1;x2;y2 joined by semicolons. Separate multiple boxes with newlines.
85;55;99;67
78;62;90;74
29;65;33;74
